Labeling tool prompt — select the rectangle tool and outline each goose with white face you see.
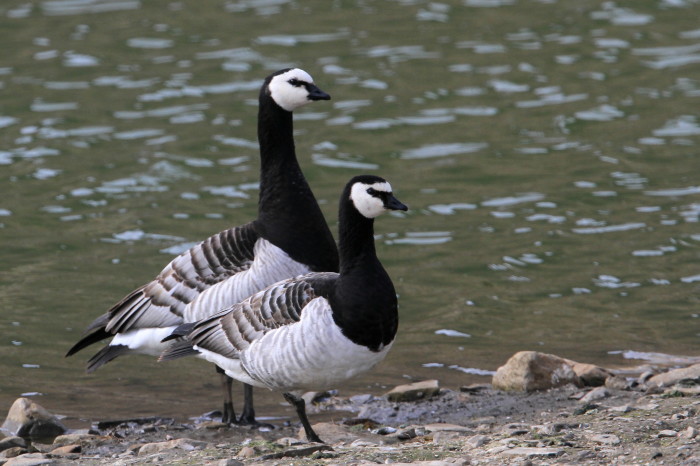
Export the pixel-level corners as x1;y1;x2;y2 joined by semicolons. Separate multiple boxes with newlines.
350;180;408;218
268;68;330;112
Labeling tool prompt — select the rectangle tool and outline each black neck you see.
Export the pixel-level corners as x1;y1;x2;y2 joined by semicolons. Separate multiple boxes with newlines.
331;197;399;351
253;92;338;273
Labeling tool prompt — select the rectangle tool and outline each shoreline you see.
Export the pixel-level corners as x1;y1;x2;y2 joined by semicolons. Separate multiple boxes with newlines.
2;356;699;465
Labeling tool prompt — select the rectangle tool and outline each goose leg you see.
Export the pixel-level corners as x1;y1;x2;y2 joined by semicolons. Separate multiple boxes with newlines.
283;392;322;443
238;383;256;425
216;365;236;424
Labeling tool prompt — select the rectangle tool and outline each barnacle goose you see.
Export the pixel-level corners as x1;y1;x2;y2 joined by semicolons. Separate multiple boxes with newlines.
66;68;339;426
160;175;407;443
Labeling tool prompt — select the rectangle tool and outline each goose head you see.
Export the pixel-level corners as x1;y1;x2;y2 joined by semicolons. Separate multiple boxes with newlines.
266;68;330;112
349;175;408;219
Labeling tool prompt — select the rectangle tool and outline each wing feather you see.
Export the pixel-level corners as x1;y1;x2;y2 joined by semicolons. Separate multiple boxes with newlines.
184;273;338;358
67;223;259;357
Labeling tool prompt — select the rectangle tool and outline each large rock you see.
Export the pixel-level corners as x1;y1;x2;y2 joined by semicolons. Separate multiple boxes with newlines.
385;380;440;402
647;363;700;388
492;351;582;392
1;398;66;440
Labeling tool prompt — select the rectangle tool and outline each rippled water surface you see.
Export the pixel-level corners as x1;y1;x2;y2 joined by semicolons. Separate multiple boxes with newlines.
1;0;699;424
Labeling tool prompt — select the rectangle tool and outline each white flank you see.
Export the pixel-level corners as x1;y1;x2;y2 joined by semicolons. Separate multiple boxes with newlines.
111;326;178;356
239;297;392;391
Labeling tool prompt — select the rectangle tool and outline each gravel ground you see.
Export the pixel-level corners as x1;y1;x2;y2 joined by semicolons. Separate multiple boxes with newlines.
3;380;699;465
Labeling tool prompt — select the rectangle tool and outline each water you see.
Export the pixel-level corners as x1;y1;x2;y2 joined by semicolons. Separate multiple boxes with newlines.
1;0;699;426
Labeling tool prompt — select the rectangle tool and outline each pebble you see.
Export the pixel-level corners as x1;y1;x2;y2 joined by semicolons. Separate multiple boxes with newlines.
681;427;697;439
500;447;564;458
237;446;257;458
464;434;490;448
0;436;27;452
579;387;610;403
657;430;678;438
590;434;621;446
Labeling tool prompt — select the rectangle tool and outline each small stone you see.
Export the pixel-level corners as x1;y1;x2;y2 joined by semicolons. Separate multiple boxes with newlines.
658;430;678;438
605;375;631;390
500;447;564;458
432;431;461;444
212;460;244;466
238;446;257;458
197;421;228;430
2;452;56;465
501;423;529;436
49;444;80;455
396;428;416;440
1;447;28;459
51;433;98;447
565;360;613;387
492;351;581;392
681;427;697;439
274;437;305;447
259;444;333;460
372;426;397;435
1;398;67;440
607;404;634;413
424;423;472;432
590;434;620;445
385;380;440;402
0;437;27;452
647;364;700;388
465;434;490;448
579;387;610;403
138;438;209;456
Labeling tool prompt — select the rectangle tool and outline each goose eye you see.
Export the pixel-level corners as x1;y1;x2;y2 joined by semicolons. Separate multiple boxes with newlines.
288;78;302;87
367;187;377;195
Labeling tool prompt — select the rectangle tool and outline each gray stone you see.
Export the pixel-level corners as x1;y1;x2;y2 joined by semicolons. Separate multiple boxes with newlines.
590;434;621;445
500;447;564;458
605;375;632;390
51;433;98;448
385;380;440;402
137;438;210;456
424;423;471;433
1;398;66;440
0;437;27;453
647;363;700;388
465;434;490;448
212;460;244;466
2;453;56;465
579;387;610;403
657;430;678;438
492;351;581;392
49;444;80;455
432;431;461;444
1;446;28;459
564;360;614;386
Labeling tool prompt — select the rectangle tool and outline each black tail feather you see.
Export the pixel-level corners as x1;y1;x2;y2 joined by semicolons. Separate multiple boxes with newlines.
161;322;197;343
65;328;112;358
85;344;130;373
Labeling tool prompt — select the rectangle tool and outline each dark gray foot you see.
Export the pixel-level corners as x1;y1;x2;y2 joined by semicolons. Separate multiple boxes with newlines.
283;392;323;443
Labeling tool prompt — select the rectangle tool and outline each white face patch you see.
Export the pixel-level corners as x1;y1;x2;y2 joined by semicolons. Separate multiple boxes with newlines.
268;68;316;111
350;181;393;218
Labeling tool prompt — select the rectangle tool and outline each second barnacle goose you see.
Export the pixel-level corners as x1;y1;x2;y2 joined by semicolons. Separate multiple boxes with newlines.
66;68;338;426
160;175;407;443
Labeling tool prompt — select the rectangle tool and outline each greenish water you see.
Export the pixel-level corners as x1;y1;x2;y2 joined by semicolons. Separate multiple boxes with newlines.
1;0;699;426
